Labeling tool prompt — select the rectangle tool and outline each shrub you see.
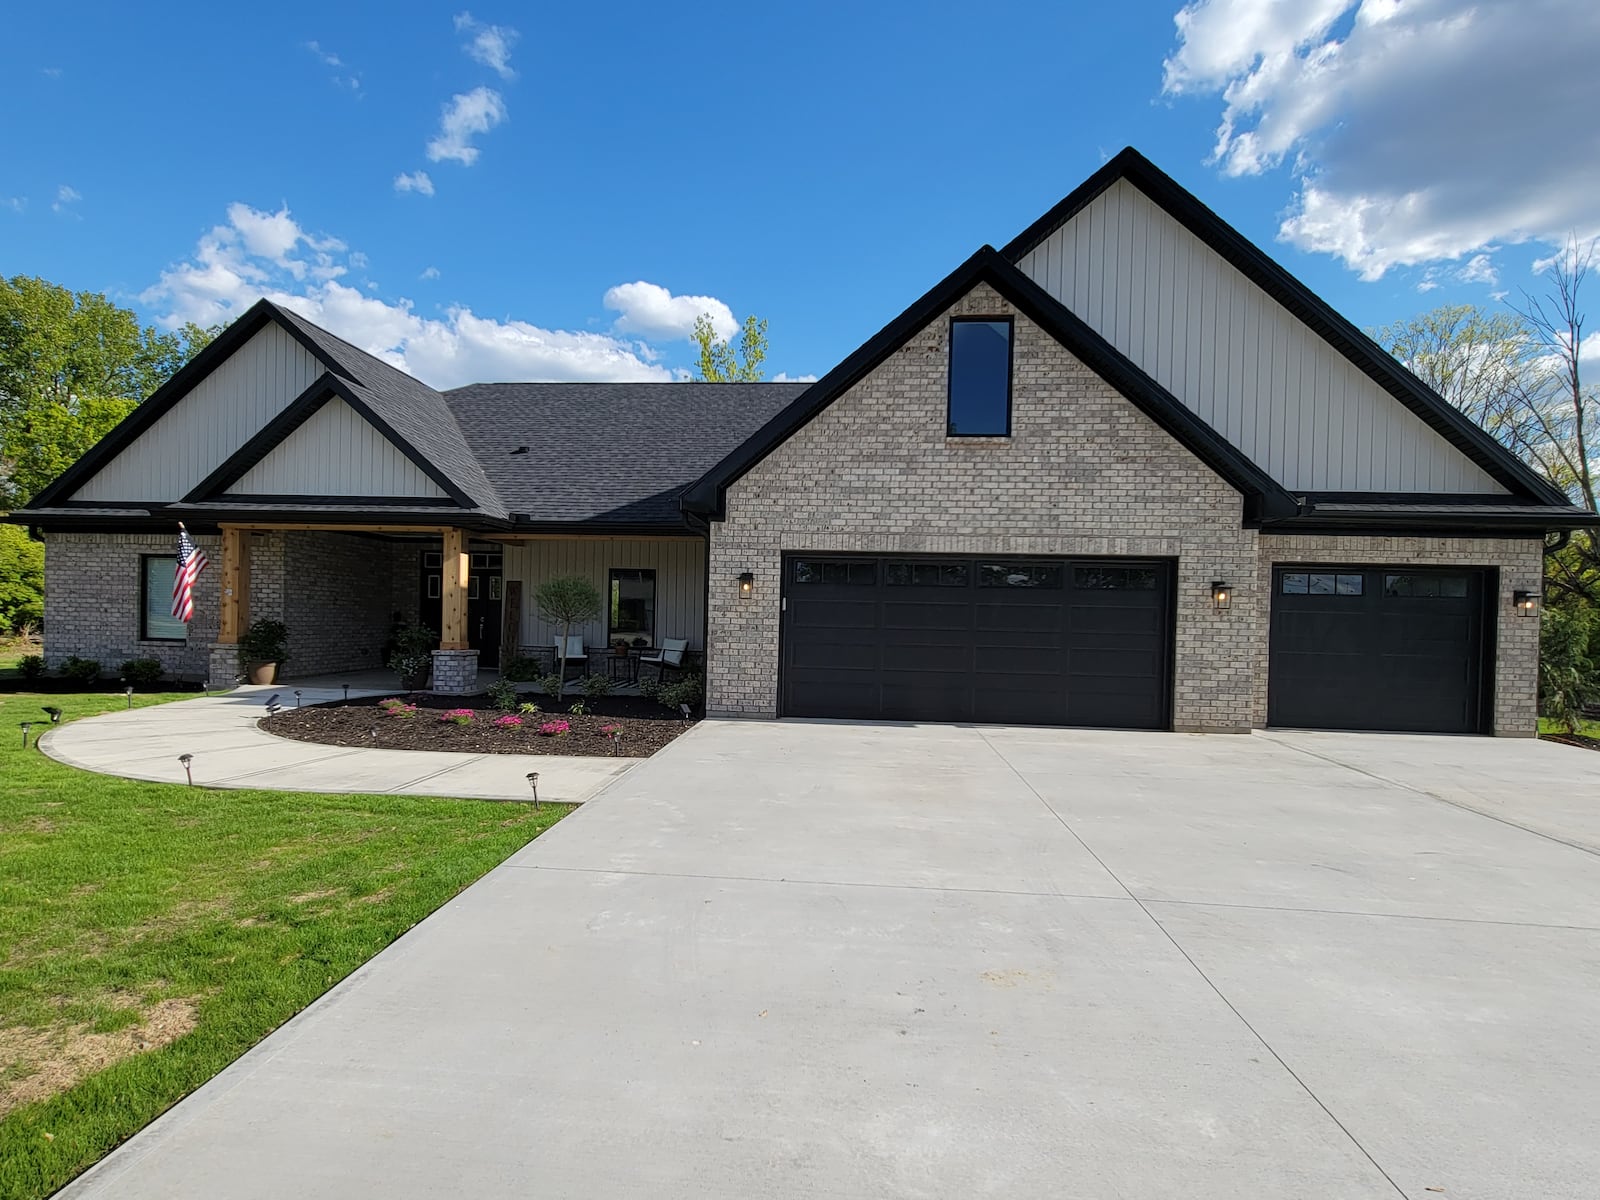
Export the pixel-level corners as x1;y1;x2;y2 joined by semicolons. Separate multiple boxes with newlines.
538;719;570;736
383;702;418;719
18;654;44;679
637;675;662;702
536;672;565;700
1540;604;1598;733
500;654;543;683
438;708;475;726
485;677;520;712
119;657;165;689
580;673;613;698
0;525;44;634
518;701;542;716
493;714;523;729
386;624;435;686
61;655;101;683
659;671;704;710
568;700;587;717
240;619;290;666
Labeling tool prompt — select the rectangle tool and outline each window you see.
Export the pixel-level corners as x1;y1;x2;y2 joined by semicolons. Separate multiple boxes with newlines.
947;318;1012;436
1384;574;1469;599
978;561;1063;589
886;561;969;587
609;568;656;642
791;559;877;586
1074;566;1158;591
1281;572;1363;596
141;556;188;641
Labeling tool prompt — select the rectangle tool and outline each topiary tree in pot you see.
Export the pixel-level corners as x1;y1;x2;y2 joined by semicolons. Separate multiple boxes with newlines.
239;619;290;685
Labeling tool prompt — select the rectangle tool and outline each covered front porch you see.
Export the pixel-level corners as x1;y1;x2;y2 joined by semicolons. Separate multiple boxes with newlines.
207;523;707;695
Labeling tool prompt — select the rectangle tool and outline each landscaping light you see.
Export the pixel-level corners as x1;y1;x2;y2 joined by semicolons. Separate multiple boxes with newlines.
737;571;754;599
42;706;62;725
294;690;303;708
178;754;194;786
125;685;134;709
1513;589;1539;617
265;692;280;708
19;721;33;749
342;683;350;703
526;772;540;809
1211;581;1232;612
679;703;692;721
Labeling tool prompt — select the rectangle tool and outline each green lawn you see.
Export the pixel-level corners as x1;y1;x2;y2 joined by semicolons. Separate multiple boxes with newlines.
0;691;570;1200
1540;715;1600;738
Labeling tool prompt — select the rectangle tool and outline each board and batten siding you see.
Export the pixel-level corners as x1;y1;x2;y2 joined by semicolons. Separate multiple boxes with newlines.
73;324;326;502
502;538;707;652
227;397;446;497
1016;179;1506;494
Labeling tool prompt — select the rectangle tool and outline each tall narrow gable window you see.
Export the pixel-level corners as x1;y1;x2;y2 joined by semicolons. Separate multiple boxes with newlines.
947;317;1013;437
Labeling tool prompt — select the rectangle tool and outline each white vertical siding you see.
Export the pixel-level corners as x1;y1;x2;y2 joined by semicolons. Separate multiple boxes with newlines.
1017;179;1507;495
227;398;446;497
73;324;325;502
501;538;707;652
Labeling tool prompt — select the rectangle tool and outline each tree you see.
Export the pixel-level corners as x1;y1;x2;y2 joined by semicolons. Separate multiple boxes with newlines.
0;276;219;505
534;575;600;692
0;524;43;633
692;312;768;382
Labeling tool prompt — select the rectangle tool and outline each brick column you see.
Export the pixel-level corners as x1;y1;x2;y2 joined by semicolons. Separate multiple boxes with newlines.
430;648;479;694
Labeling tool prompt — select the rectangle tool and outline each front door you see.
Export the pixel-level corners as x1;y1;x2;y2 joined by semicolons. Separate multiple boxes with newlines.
420;547;503;662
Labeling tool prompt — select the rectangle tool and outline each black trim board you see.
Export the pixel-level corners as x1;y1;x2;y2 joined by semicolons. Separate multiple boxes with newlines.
182;374;469;507
27;300;359;509
681;246;1299;524
1000;148;1570;509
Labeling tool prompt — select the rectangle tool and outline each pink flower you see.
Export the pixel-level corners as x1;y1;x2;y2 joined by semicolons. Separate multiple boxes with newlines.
538;720;570;736
493;714;523;728
599;724;622;735
439;708;475;726
386;702;417;719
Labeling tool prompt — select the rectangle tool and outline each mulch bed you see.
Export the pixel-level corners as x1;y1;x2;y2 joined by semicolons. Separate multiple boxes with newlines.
260;692;695;758
1541;732;1600;752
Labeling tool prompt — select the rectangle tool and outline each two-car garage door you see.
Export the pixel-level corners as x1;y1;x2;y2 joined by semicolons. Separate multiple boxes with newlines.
780;554;1173;728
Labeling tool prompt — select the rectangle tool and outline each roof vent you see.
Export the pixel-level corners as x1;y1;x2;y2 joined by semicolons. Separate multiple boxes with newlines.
510;445;529;455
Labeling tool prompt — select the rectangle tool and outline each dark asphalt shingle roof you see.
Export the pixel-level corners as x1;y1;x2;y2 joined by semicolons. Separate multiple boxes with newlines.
442;382;810;524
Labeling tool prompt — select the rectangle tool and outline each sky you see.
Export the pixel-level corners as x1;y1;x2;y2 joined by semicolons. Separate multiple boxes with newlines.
4;0;1599;388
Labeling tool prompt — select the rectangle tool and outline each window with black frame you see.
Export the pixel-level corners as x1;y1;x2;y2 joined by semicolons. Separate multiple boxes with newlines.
141;556;188;641
947;318;1013;436
608;568;656;644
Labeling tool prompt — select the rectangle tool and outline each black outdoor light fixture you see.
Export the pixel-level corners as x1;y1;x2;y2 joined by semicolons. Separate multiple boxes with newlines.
342;683;351;703
737;571;754;598
125;684;134;710
526;772;540;809
294;690;304;708
178;754;194;786
1211;580;1232;612
1513;589;1540;617
42;706;63;725
19;721;34;750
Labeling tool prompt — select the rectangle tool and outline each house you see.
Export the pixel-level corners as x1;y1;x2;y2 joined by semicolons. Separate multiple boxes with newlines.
11;149;1594;734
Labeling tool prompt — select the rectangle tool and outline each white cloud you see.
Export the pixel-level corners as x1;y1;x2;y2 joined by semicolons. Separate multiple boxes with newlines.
420;266;441;280
603;281;736;342
454;12;519;79
41;67;61;78
53;184;81;213
142;202;685;387
4;197;25;214
394;170;435;196
306;40;361;94
1162;0;1600;279
426;87;506;165
1415;279;1439;294
1456;253;1498;286
771;372;818;383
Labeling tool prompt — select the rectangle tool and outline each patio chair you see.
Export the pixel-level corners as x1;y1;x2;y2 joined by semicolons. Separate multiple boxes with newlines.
556;636;587;681
639;637;689;685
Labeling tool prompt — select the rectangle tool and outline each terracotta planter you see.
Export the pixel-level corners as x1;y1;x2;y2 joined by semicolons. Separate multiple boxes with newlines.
247;663;278;685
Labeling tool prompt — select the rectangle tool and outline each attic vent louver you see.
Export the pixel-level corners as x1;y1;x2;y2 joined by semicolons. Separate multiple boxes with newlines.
510;445;529;455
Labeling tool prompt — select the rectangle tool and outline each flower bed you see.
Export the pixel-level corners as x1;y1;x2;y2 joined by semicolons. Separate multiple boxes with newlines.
261;693;693;758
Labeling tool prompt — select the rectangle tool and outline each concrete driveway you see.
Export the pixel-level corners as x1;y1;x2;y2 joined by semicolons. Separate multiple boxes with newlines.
62;722;1600;1199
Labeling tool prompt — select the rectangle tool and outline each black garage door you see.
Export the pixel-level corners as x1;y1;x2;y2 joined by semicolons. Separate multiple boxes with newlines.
1268;567;1492;734
780;555;1173;728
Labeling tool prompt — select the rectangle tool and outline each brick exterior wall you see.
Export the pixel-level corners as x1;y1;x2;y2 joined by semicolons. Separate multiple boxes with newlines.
705;281;1544;734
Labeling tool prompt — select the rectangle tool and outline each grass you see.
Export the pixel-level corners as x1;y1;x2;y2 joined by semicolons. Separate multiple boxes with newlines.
0;691;570;1200
1539;715;1600;738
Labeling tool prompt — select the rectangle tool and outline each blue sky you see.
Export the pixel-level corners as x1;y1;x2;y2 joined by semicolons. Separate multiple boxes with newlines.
4;1;1597;386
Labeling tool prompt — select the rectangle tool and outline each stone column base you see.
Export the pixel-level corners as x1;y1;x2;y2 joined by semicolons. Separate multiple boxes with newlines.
208;644;243;691
430;648;480;695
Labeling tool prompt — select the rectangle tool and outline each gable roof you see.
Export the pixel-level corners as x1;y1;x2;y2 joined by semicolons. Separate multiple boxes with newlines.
680;246;1302;524
1000;147;1573;509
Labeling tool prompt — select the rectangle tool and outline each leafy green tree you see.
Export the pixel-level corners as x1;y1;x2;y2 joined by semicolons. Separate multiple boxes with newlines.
0;523;44;632
0;276;218;504
692;312;768;382
1540;604;1598;732
534;575;600;690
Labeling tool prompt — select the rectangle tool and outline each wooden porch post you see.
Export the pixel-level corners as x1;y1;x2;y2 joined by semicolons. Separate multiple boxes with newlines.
440;528;470;650
219;527;250;644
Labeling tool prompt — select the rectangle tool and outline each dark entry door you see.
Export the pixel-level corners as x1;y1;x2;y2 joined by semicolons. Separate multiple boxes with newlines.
1268;566;1491;734
779;555;1173;729
420;547;503;661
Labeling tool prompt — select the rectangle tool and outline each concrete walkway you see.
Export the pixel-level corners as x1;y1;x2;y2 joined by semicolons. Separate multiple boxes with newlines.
55;719;1600;1199
40;683;634;804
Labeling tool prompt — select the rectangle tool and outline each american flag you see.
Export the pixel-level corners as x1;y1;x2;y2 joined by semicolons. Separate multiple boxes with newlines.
172;524;209;623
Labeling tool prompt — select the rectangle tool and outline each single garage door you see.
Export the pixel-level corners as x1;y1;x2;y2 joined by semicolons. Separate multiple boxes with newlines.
780;555;1173;728
1268;566;1492;734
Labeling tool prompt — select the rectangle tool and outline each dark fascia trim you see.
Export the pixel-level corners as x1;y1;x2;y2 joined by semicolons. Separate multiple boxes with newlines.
1000;147;1572;509
206;494;457;507
183;373;471;508
508;517;698;537
1297;491;1545;506
26;299;358;509
1263;510;1592;535
680;246;1298;523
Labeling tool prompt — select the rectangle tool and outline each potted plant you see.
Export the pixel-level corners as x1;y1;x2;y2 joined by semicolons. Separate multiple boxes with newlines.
240;619;289;685
386;624;436;691
611;638;630;656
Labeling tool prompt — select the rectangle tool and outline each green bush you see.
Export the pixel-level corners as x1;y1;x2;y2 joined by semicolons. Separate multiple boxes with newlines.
500;654;543;682
18;653;44;679
240;618;290;666
386;624;435;687
660;672;704;710
119;657;165;689
637;675;661;702
61;655;101;683
485;677;520;712
0;524;44;633
580;673;613;698
536;672;565;700
1540;604;1598;733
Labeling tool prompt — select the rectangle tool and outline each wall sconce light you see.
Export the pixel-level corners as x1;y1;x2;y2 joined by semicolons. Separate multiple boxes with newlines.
738;571;754;599
1513;589;1539;617
1211;580;1232;612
